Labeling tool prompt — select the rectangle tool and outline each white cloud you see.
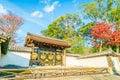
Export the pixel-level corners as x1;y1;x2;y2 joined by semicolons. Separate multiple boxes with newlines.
43;1;59;13
0;4;8;14
31;11;43;18
3;1;44;27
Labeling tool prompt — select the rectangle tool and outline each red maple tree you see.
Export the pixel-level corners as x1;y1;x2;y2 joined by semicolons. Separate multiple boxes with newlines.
90;21;113;52
108;29;120;52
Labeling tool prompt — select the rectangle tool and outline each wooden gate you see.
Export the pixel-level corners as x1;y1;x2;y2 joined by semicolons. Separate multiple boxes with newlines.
25;33;71;66
39;51;62;66
31;50;62;66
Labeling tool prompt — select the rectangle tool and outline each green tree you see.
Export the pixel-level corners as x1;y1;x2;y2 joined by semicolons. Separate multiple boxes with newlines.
41;13;84;54
78;22;94;39
41;22;64;39
79;0;119;22
78;0;120;52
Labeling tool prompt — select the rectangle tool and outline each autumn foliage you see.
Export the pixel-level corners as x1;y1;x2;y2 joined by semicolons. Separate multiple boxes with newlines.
91;22;113;40
108;29;120;51
0;15;23;44
90;21;120;52
0;15;23;55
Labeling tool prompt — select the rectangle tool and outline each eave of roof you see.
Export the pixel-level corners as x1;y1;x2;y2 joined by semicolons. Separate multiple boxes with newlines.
66;53;81;57
25;33;71;48
0;34;7;40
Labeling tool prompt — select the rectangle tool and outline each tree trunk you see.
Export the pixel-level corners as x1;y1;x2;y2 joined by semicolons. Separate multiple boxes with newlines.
99;40;103;52
108;45;111;49
116;45;119;53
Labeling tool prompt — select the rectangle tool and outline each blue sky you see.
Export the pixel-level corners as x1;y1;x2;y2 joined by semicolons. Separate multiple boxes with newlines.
0;0;93;45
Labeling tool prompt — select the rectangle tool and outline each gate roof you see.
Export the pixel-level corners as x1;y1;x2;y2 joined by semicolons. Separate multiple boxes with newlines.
25;33;70;50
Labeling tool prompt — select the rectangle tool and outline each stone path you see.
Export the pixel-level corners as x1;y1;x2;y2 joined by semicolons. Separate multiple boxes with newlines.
1;73;120;80
24;74;120;80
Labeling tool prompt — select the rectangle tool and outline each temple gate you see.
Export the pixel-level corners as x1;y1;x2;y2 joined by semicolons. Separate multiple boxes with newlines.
25;33;70;66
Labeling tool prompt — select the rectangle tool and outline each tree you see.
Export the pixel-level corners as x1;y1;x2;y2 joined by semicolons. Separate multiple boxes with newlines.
78;22;94;39
90;21;113;52
0;15;23;44
41;13;84;54
78;0;120;53
0;15;23;54
79;0;119;22
108;30;120;53
41;22;64;39
79;0;120;39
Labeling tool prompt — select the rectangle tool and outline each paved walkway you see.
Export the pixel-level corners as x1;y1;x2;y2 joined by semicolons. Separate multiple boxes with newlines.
25;74;120;80
1;73;120;80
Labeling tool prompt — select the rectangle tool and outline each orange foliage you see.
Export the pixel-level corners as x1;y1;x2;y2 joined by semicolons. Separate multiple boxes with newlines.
91;21;113;40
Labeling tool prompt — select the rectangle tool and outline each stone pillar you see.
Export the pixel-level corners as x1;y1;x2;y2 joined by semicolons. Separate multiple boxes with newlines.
62;49;66;66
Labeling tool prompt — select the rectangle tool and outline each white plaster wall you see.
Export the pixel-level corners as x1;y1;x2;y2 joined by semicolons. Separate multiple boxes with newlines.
111;56;120;73
11;51;31;59
0;51;31;67
66;56;80;66
66;56;109;68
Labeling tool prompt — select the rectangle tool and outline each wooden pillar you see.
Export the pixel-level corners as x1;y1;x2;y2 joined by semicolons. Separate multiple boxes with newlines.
32;43;35;53
29;43;35;66
29;52;32;66
62;49;66;66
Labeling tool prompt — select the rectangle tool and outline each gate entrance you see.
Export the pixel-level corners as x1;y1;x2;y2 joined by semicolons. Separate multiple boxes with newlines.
25;33;70;66
38;51;62;66
31;50;62;66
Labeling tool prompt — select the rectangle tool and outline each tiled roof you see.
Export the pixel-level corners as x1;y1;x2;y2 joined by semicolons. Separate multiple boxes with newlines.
66;49;120;59
25;33;71;48
78;49;120;59
0;34;7;42
66;53;81;57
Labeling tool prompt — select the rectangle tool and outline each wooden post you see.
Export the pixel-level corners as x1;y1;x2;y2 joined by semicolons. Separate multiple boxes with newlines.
29;43;35;66
62;49;66;66
32;43;35;53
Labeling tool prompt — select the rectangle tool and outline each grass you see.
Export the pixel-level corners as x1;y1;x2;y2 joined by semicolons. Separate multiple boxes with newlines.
0;69;32;78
